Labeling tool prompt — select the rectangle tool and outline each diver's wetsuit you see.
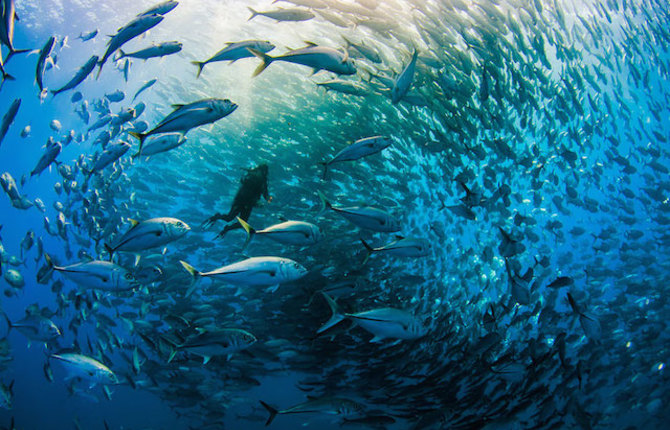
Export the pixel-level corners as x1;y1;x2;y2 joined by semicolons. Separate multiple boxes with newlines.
204;164;270;238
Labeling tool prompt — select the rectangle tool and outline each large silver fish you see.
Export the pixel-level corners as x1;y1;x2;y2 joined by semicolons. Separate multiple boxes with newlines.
50;353;118;387
97;14;164;77
247;7;314;22
321;136;391;179
192;40;275;78
117;41;182;60
260;396;365;427
30;139;61;177
360;236;430;264
318;191;400;232
0;98;20;148
250;43;356;77
180;256;307;294
50;55;99;97
168;328;256;364
391;49;418;104
237;217;322;249
45;254;139;291
317;293;427;342
105;217;190;256
128;98;237;153
0;0;29;63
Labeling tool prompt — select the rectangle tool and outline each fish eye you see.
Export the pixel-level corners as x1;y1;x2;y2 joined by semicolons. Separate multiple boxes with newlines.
124;273;134;280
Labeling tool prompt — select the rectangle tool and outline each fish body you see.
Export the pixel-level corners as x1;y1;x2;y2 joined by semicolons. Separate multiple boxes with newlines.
172;328;256;364
391;49;418;104
192;40;275;78
46;254;139;291
180;256;307;288
132;78;157;102
3;313;61;342
250;44;355;77
118;41;182;60
128;98;237;153
3;269;23;288
98;14;164;76
343;37;381;63
0;98;20;147
132;133;185;158
247;7;314;22
78;29;98;41
139;0;179;16
238;218;322;248
50;353;117;386
89;141;130;174
318;293;426;341
36;36;56;95
107;217;189;254
0;0;29;62
50;55;98;96
318;192;400;232
260;397;365;426
360;237;430;263
316;79;369;96
30;140;61;177
322;136;391;178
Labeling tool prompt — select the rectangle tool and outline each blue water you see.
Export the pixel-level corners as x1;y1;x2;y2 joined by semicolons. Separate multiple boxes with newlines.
2;0;670;429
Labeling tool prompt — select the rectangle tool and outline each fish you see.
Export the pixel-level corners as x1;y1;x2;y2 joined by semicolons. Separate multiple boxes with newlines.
104;90;125;102
317;293;427;341
0;380;13;410
237;217;322;249
359;236;430;264
117;41;182;60
132;78;157;102
318;191;400;232
3;269;23;288
315;79;370;96
30;139;61;177
167;328;256;364
342;36;381;63
0;98;20;147
180;256;307;294
259;396;365;426
0;0;29;63
320;136;391;179
45;253;139;291
247;7;314;22
105;217;190;257
2;312;61;343
191;40;275;78
127;98;237;153
97;13;164;78
249;43;356;77
391;49;418;104
35;36;56;96
87;141;130;176
138;0;179;16
77;29;98;41
50;55;98;97
50;353;117;387
131;133;185;159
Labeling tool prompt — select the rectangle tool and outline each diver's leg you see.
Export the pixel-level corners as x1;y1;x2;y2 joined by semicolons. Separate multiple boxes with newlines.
202;212;225;228
216;206;252;239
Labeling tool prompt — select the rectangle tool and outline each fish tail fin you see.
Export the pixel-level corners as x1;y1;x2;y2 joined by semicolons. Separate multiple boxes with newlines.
104;243;114;261
236;217;256;251
117;49;126;60
360;238;374;265
317;190;332;214
247;7;259;21
128;131;147;156
259;400;278;426
180;261;201;297
191;61;206;78
5;48;30;63
248;48;273;77
317;292;345;334
566;293;581;315
1;310;12;337
167;348;178;363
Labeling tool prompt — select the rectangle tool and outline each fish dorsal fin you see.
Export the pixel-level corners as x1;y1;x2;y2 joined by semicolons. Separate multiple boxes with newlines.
171;103;185;109
394;235;405;240
303;41;318;47
306;395;318;400
128;219;140;228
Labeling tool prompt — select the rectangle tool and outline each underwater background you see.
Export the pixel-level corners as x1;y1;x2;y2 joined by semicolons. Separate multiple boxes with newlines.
1;0;670;429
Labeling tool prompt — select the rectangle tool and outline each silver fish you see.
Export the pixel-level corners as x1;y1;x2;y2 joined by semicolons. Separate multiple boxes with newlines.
250;43;356;77
192;40;275;78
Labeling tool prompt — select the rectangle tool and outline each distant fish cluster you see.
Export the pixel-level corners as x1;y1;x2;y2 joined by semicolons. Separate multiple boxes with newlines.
1;0;670;429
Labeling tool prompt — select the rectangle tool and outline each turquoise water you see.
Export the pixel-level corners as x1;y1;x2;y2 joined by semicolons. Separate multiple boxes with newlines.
1;0;669;429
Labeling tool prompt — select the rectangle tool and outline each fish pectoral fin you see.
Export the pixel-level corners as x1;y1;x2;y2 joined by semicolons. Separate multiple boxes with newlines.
202;356;212;365
369;335;384;343
265;284;280;293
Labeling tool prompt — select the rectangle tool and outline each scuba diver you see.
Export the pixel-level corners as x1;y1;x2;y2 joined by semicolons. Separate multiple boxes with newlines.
203;163;271;239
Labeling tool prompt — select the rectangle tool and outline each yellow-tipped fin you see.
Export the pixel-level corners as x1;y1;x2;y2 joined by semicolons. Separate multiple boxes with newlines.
236;217;256;250
248;48;274;77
